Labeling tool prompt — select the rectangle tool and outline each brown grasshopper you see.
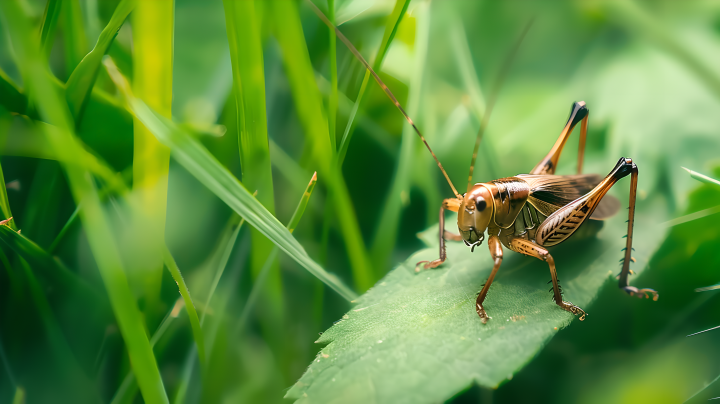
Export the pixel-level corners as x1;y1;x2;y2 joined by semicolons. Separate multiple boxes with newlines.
309;2;658;323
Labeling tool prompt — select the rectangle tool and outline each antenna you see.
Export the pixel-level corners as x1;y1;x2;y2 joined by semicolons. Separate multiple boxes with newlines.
307;0;462;199
466;18;535;192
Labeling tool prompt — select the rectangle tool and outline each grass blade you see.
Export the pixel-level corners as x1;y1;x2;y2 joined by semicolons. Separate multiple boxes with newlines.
238;171;318;332
11;387;25;404
65;0;135;123
61;0;89;76
162;248;205;365
328;0;338;152
288;172;317;233
370;2;430;269
222;0;283;335
105;61;357;301
0;2;169;402
200;217;244;325
110;299;184;404
0;159;16;230
0;68;28;114
132;0;174;324
336;0;410;167
271;0;374;291
0;225;98;299
682;167;720;188
39;0;62;56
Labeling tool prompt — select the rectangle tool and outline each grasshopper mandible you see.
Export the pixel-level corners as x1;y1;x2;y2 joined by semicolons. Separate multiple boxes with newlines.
309;2;659;323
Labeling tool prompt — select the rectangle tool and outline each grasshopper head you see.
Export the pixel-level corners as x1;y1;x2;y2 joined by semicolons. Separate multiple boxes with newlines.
457;184;494;251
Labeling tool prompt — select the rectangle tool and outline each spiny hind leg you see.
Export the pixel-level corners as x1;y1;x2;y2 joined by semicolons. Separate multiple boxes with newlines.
531;101;589;175
616;159;658;300
475;235;503;324
509;238;586;320
416;198;462;271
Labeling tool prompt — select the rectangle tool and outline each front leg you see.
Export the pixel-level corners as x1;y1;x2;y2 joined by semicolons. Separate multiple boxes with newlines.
416;198;462;271
509;238;586;320
475;235;503;323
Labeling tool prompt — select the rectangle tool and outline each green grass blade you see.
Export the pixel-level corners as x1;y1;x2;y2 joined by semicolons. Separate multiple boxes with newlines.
11;387;25;404
201;217;243;325
238;170;318;331
336;0;410;167
49;167;132;253
328;0;338;153
162;248;205;365
0;225;97;299
0;68;28;114
682;167;720;188
271;0;374;291
105;62;356;301
370;2;430;269
110;300;184;404
288;172;317;233
61;0;89;76
0;160;17;230
39;0;62;56
269;139;313;194
222;0;283;330
132;0;174;324
17;257;97;399
0;2;169;402
65;0;135;123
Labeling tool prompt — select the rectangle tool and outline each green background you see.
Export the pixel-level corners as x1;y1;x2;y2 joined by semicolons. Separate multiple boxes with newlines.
1;0;720;403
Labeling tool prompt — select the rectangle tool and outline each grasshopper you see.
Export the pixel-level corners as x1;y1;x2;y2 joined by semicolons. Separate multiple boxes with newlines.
309;2;658;323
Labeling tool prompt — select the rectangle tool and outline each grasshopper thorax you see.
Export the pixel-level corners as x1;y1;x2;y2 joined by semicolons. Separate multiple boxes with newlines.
457;184;494;251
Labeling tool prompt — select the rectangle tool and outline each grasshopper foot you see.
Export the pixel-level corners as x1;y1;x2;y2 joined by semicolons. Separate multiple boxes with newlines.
622;286;659;301
415;258;444;272
475;302;490;324
557;300;586;321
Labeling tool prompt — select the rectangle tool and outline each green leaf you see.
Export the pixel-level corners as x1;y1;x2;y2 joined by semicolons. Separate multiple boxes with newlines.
65;0;135;122
288;203;667;403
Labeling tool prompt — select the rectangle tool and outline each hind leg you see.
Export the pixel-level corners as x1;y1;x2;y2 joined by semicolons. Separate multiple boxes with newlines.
535;157;658;300
531;101;589;175
509;238;586;320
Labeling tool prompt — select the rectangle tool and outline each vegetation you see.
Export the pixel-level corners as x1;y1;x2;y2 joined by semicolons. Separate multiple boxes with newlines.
0;0;719;403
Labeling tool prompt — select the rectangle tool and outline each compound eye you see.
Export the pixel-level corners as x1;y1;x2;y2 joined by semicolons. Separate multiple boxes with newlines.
475;197;487;211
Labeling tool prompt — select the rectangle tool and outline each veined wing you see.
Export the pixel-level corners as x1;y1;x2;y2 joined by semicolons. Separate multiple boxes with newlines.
517;174;619;220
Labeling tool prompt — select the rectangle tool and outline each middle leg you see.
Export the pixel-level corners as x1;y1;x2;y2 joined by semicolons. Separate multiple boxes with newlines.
509;238;586;320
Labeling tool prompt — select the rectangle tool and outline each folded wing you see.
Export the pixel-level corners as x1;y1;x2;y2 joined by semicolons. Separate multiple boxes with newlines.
517;174;619;220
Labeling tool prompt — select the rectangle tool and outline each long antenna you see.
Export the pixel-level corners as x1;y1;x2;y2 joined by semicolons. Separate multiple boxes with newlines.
466;18;535;192
307;0;462;199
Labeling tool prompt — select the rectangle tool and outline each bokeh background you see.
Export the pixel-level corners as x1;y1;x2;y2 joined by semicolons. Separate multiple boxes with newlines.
1;0;720;403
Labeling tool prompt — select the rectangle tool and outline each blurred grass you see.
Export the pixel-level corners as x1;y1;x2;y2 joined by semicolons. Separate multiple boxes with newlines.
1;0;720;403
132;0;174;328
222;0;285;369
0;1;168;403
